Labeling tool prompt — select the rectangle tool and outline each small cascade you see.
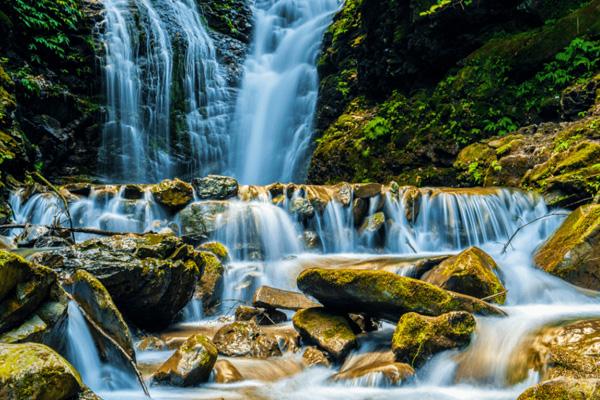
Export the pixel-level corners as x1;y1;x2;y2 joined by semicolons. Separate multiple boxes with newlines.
230;0;342;184
314;200;356;253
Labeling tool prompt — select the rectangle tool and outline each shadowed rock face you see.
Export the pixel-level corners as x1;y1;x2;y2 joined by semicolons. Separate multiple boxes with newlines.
297;268;504;322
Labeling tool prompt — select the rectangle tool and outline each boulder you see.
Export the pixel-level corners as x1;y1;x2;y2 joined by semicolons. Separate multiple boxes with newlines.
178;201;229;240
535;205;600;290
518;378;600;400
297;268;504;321
122;184;145;200
197;241;230;263
290;197;315;220
212;321;281;358
150;179;194;210
192;175;239;200
0;342;84;400
0;251;68;348
235;305;287;325
358;212;386;238
392;311;476;367
213;359;243;384
253;286;320;311
292;307;357;361
196;251;224;314
422;247;506;304
153;334;217;387
332;352;415;386
302;346;331;367
65;270;135;359
33;234;201;330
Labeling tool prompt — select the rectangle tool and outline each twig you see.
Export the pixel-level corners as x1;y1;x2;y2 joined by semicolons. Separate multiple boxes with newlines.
32;173;76;242
481;290;507;302
67;294;151;398
501;212;569;254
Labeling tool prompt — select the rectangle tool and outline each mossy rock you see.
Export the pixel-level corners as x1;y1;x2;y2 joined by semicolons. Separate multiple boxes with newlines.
534;205;600;289
422;247;506;304
517;378;600;400
150;179;193;211
392;311;476;367
0;251;31;302
192;175;239;200
197;241;230;263
178;201;229;240
292;307;358;361
212;321;281;359
0;342;84;400
297;268;504;322
153;334;217;386
196;251;224;315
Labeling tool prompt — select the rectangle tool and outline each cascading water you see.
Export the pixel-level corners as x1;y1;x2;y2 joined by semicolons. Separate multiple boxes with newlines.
229;0;342;184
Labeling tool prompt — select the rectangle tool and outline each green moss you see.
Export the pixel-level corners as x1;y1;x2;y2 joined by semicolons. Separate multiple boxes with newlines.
150;179;194;210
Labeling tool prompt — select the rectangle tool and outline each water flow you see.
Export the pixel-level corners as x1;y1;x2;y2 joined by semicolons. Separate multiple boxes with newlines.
230;0;342;184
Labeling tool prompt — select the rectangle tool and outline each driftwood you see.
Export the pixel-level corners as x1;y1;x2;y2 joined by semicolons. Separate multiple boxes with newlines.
0;224;129;237
66;294;151;398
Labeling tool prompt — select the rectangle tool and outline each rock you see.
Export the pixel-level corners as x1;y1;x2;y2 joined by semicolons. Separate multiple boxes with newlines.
0;342;84;400
33;234;200;330
302;346;331;367
197;241;230;263
422;247;506;303
213;359;243;384
137;335;167;352
153;334;217;387
15;225;73;248
302;230;322;250
349;313;380;333
178;201;229;240
235;305;287;325
518;378;600;400
292;307;357;361
122;184;145;200
65;270;135;359
0;251;68;348
192;175;239;200
297;268;504;322
353;183;383;199
332;351;415;386
253;286;320;311
358;211;386;246
290;197;315;220
196;251;224;315
212;321;281;358
150;179;194;211
392;312;476;367
535;205;600;290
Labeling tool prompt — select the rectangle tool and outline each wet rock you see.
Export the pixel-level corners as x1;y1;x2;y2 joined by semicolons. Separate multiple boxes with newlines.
292;307;357;361
302;346;331;367
150;179;194;211
235;305;287;325
358;211;386;246
192;175;239;200
392;311;476;367
122;184;145;200
33;234;200;330
0;342;84;400
302;230;322;250
0;251;68;348
332;352;415;386
297;268;504;322
349;313;380;333
196;251;224;315
353;183;382;199
422;247;506;304
65;270;135;359
15;225;74;248
153;334;217;387
535;205;600;290
290;197;315;220
212;321;282;358
178;201;229;240
517;378;600;400
197;241;230;263
253;286;320;311
137;335;167;352
213;359;243;383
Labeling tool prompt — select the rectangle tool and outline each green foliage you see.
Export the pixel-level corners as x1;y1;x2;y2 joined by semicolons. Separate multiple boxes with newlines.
419;0;473;17
364;117;391;141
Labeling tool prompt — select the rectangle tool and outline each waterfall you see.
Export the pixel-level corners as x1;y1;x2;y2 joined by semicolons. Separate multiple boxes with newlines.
229;0;342;184
99;0;230;183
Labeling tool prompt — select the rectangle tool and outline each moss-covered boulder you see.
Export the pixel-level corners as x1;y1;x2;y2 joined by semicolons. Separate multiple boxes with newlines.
33;234;201;330
212;321;281;358
292;307;358;361
153;334;217;387
297;268;504;322
65;270;134;359
422;247;505;304
0;251;67;348
195;251;224;315
517;378;600;400
0;342;84;400
197;241;230;263
150;179;194;211
192;175;239;200
534;205;600;289
392;311;476;367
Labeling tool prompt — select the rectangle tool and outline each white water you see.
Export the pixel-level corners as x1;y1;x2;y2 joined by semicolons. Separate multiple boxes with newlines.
229;0;342;184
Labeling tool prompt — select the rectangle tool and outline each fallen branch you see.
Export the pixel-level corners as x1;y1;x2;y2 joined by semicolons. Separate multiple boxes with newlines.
0;224;130;237
32;173;76;242
481;290;508;302
66;294;151;398
501;212;569;254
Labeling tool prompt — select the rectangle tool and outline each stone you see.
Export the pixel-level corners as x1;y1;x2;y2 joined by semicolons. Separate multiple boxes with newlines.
297;268;504;322
196;251;224;315
122;184;145;200
150;179;194;210
535;205;600;290
392;311;476;367
192;175;239;200
153;334;217;387
292;307;357;361
332;358;414;386
213;359;243;384
197;241;230;263
422;247;506;303
290;197;315;220
517;378;600;400
65;270;135;359
302;346;331;367
0;342;84;400
178;201;229;240
212;321;281;358
253;286;320;311
235;305;287;325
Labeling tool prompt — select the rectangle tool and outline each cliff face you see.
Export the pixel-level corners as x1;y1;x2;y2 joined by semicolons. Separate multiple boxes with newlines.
308;0;600;202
